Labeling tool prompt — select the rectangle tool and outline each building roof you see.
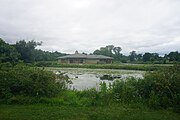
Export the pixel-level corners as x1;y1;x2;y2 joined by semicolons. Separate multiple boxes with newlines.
58;51;113;59
58;54;87;59
86;55;113;59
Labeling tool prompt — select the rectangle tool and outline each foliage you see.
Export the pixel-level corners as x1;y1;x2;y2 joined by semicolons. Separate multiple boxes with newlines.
143;52;159;62
92;45;180;63
0;38;19;63
111;64;180;111
93;45;122;60
0;63;179;113
15;40;42;62
37;62;168;71
0;38;65;63
129;51;137;61
15;40;65;62
113;46;122;60
168;51;180;61
142;64;180;110
34;50;66;61
0;63;68;102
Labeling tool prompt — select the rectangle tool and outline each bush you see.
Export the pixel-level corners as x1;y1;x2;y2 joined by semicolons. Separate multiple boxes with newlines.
141;64;180;109
76;88;100;106
112;77;142;103
136;64;179;110
0;63;67;101
111;64;180;110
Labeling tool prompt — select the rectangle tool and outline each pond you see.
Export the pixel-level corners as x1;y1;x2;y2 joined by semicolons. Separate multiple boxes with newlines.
46;67;145;90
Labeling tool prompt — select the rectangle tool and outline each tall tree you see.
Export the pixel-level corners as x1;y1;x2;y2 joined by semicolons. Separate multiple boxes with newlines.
15;40;42;62
143;52;152;62
168;51;180;61
113;47;122;60
129;51;137;62
137;53;142;61
93;49;101;55
150;53;159;62
93;45;114;57
143;52;159;62
93;45;122;60
0;38;19;63
106;45;114;57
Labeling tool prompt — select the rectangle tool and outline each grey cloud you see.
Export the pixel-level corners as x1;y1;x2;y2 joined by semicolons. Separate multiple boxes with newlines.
0;0;180;55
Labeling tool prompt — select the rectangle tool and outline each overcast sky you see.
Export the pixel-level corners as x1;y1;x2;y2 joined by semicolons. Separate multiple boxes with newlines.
0;0;180;55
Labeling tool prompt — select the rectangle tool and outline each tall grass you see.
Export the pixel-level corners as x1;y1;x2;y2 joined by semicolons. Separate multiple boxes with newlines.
35;61;170;71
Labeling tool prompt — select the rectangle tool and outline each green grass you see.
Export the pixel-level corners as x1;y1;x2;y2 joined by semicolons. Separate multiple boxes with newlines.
36;61;173;71
0;104;180;120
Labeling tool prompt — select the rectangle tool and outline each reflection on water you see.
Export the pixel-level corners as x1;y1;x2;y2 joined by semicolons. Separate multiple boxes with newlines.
50;68;144;90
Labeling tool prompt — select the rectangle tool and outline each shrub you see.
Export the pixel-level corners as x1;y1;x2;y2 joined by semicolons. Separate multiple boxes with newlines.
77;88;100;106
0;63;68;101
135;64;180;110
111;64;180;110
112;78;141;103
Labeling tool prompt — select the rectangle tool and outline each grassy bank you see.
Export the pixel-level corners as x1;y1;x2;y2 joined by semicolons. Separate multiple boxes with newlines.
35;61;173;71
0;104;180;120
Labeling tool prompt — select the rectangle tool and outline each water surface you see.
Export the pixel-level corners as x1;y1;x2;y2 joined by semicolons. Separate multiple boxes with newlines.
47;67;144;90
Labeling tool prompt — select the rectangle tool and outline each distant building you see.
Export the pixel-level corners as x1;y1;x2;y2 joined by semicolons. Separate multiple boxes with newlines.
58;51;113;64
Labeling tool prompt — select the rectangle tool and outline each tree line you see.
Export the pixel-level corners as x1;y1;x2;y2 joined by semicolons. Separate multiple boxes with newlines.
0;38;65;63
93;45;180;63
1;38;180;63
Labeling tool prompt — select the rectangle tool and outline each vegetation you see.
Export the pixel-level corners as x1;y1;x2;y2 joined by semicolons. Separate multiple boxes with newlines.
0;38;19;63
0;104;180;120
35;61;171;71
0;63;179;111
0;63;69;103
111;64;180;111
93;45;180;63
93;45;122;60
0;38;65;63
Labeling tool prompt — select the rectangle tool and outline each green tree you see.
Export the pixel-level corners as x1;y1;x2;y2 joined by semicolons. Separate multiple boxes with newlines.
168;51;180;61
106;45;114;57
93;49;101;55
129;51;137;62
143;52;159;63
113;47;122;60
93;45;114;57
0;38;19;63
137;53;142;61
143;52;152;62
93;45;122;60
15;40;42;62
150;53;159;63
